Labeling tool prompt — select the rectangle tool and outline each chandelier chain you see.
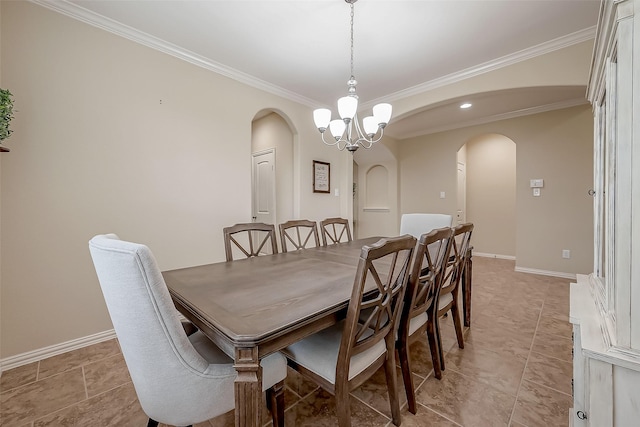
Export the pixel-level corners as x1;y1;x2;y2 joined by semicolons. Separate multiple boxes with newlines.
311;0;392;152
350;2;355;79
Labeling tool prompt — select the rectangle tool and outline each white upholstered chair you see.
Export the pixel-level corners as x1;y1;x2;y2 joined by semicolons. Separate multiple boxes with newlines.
399;213;453;239
88;234;287;427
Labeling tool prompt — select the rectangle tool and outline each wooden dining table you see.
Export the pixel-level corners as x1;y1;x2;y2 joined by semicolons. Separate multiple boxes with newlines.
162;236;473;427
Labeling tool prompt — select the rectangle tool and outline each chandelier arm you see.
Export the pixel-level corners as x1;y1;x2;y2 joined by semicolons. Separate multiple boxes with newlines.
320;132;348;151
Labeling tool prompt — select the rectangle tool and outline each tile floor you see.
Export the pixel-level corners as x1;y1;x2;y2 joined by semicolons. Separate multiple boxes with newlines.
0;257;574;427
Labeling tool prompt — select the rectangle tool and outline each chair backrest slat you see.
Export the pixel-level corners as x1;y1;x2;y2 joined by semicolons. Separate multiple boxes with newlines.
337;235;416;370
320;217;353;246
223;222;278;261
402;227;454;331
441;223;474;294
279;220;320;252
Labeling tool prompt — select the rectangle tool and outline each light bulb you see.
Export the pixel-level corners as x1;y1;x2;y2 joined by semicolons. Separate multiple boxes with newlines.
362;116;378;137
329;119;346;140
338;96;358;120
373;103;392;127
313;108;331;132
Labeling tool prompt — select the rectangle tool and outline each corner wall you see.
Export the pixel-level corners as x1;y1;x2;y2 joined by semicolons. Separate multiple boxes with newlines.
0;1;347;360
399;105;594;276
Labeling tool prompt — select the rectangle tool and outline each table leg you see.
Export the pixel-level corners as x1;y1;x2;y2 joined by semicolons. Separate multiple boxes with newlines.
234;346;262;427
462;248;473;327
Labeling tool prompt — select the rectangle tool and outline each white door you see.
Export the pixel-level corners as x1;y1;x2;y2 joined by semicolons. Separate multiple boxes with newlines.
456;161;466;225
252;149;276;225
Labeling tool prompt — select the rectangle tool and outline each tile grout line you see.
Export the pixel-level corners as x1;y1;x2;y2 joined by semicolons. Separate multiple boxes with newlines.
507;297;545;426
81;365;89;400
417;401;464;426
523;377;573;398
30;380;135;426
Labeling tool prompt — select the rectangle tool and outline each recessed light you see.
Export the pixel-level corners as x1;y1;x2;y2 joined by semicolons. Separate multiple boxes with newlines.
460;103;472;109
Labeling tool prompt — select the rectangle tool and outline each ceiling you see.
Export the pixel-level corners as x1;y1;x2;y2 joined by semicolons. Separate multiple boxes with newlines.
38;0;601;139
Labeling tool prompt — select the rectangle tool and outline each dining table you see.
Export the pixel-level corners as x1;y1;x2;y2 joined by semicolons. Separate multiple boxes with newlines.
162;235;473;427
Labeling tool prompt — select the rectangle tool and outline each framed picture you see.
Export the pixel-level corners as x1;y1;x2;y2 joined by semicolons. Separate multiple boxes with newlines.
313;160;330;193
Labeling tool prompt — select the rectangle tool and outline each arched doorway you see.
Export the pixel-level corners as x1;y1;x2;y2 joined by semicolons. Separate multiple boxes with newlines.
460;133;516;258
251;111;294;226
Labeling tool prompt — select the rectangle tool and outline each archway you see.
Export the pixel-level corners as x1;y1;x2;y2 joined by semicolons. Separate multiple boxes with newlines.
251;110;295;226
459;133;516;258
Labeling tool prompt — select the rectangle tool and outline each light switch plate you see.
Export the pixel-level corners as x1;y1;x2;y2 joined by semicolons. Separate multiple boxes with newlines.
533;188;541;197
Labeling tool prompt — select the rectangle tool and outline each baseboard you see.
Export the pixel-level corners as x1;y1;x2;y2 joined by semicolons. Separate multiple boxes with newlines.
474;252;577;280
473;252;516;260
514;266;577;280
0;329;117;373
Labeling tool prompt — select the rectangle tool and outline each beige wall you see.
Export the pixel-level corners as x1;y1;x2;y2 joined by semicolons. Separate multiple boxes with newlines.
0;1;596;361
466;134;516;257
0;1;348;359
353;137;401;238
399;105;594;276
251;112;294;226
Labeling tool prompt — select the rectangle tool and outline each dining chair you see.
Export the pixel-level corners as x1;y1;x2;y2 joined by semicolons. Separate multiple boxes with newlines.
223;222;278;261
88;234;287;427
396;227;453;413
320;217;353;246
282;235;416;427
279;219;320;252
436;222;474;371
399;213;453;239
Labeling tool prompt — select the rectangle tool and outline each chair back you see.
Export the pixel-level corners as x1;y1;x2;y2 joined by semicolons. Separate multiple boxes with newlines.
441;222;474;295
338;235;416;375
399;213;453;239
223;222;278;261
320;217;353;246
88;234;236;425
279;219;320;252
399;227;453;339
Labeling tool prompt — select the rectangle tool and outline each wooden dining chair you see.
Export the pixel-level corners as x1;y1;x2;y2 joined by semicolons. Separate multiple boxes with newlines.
282;235;416;427
436;222;474;371
320;217;353;246
279;219;320;252
396;227;453;414
223;222;278;261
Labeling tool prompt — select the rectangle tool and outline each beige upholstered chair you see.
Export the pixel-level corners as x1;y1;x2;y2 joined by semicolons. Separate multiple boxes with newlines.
399;213;453;239
282;235;416;427
279;219;320;252
396;227;453;413
320;217;353;246
88;234;287;427
436;222;474;370
223;222;278;261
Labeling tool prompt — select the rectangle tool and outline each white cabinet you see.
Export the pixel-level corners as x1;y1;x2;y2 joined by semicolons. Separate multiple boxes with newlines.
572;0;640;425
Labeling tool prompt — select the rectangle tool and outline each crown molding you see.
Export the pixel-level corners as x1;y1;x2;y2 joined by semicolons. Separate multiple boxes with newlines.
393;97;589;140
30;0;596;112
362;27;597;110
28;0;318;108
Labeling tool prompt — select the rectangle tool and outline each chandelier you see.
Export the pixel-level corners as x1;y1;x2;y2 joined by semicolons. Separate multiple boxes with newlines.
312;0;392;153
